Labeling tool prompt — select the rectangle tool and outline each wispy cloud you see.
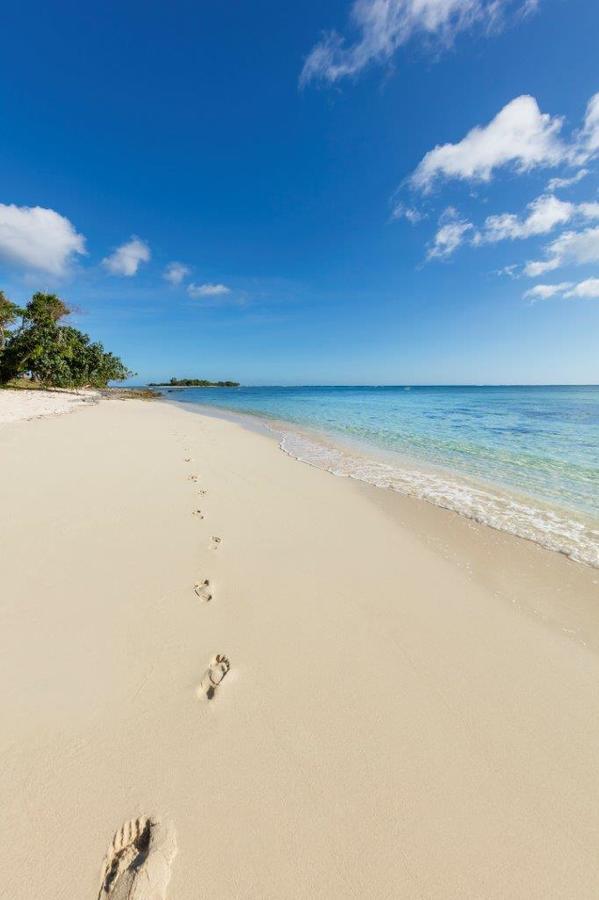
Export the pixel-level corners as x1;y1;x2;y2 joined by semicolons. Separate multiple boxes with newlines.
524;278;599;301
523;282;573;301
427;208;473;259
164;261;190;285
391;202;425;224
300;0;537;87
524;225;599;277
187;282;231;298
476;194;574;243
575;92;599;162
546;168;588;192
0;203;86;276
103;237;150;276
564;277;599;298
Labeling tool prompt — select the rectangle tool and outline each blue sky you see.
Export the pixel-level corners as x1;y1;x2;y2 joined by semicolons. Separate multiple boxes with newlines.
0;0;598;384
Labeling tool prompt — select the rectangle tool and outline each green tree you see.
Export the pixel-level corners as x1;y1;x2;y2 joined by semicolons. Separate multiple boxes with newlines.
0;291;132;388
24;292;70;326
0;291;22;351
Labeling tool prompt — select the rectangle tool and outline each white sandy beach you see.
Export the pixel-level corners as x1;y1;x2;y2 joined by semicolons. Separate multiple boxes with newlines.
0;387;98;423
1;393;599;899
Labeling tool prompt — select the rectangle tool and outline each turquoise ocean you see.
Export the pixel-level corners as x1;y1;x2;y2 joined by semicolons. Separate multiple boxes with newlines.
162;385;599;568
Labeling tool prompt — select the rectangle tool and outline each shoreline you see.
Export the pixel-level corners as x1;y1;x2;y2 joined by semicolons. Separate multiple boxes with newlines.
2;396;599;898
171;396;599;651
164;394;599;569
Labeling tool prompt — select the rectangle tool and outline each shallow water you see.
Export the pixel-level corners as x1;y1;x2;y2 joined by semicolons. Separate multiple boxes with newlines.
163;385;599;567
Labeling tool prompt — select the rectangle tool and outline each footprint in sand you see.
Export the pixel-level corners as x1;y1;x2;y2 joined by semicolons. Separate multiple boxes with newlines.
198;654;231;700
184;457;192;463
198;488;207;496
194;579;213;602
187;474;199;482
98;817;176;899
210;536;222;550
192;509;205;519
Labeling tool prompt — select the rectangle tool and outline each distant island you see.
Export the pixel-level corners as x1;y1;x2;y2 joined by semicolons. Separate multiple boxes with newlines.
149;378;240;387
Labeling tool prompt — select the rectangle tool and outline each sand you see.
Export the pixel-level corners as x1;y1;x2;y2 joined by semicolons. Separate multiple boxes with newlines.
0;387;98;423
1;394;598;899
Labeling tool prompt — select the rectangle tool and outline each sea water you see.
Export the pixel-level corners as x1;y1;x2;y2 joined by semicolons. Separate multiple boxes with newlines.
163;385;599;568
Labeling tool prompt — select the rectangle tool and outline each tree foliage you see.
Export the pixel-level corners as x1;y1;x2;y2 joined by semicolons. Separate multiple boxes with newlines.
0;292;132;388
148;378;240;387
0;291;22;350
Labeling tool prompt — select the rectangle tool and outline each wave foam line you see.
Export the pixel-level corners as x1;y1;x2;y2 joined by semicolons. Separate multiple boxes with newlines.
277;429;599;569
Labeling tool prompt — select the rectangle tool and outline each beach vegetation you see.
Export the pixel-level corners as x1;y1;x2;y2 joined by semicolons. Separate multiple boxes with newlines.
0;291;23;351
149;377;240;387
0;291;133;389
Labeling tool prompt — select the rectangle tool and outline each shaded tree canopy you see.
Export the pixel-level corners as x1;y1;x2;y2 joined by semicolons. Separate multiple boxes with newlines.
0;291;133;388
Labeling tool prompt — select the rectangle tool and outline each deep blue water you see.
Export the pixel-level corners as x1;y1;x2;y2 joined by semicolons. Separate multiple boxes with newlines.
162;385;599;566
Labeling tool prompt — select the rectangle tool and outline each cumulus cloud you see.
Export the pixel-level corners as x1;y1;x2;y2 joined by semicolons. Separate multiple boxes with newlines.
187;282;231;298
300;0;536;86
410;95;566;193
164;261;190;285
523;282;573;301
427;208;474;259
524;225;599;277
0;203;86;276
103;237;150;276
409;91;599;195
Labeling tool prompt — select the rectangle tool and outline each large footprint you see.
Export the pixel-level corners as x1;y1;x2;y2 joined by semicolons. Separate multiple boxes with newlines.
198;654;231;700
98;817;177;899
194;579;213;602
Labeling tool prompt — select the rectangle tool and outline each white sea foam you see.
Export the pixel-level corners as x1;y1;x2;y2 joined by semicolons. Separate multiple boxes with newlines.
277;427;599;569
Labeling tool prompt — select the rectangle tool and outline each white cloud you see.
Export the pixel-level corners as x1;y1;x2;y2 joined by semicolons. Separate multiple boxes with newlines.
391;202;425;224
523;277;599;301
523;257;560;277
476;194;599;246
427;209;474;259
0;203;86;276
576;92;599;161
524;225;599;276
518;0;539;15
103;237;150;276
187;282;231;298
523;282;573;301
564;277;599;299
478;194;574;243
164;261;190;285
578;201;599;220
410;95;566;193
300;0;536;86
497;263;519;277
546;168;588;192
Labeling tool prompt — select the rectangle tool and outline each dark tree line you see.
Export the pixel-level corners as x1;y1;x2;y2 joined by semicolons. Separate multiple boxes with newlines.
149;378;240;387
0;291;132;388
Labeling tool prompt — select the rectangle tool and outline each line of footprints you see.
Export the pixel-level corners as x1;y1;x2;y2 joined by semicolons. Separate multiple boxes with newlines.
186;452;230;702
95;443;231;898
